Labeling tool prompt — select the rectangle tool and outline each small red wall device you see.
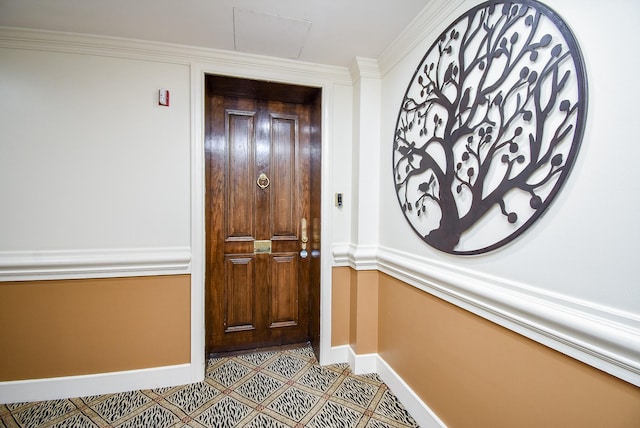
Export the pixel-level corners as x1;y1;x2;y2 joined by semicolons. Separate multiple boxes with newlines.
159;89;170;106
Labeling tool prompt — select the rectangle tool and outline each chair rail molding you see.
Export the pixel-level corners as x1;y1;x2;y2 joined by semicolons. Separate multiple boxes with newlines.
332;243;640;387
0;247;191;281
376;245;640;387
331;243;377;270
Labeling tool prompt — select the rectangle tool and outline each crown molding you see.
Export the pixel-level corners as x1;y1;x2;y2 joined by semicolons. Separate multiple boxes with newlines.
378;0;466;77
0;26;352;86
349;57;381;82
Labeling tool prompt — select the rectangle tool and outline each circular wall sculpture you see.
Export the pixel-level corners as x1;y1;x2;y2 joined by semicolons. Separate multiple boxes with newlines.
392;0;587;255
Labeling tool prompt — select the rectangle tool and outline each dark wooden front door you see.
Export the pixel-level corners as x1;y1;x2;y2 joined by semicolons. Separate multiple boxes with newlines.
205;76;321;355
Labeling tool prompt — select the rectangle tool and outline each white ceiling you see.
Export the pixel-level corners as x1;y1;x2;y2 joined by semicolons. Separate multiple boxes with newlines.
0;0;431;66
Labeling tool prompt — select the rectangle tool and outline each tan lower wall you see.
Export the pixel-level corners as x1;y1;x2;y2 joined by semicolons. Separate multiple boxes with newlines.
332;267;378;354
331;267;350;346
351;270;378;354
349;268;358;349
331;267;640;427
377;272;640;428
0;275;191;381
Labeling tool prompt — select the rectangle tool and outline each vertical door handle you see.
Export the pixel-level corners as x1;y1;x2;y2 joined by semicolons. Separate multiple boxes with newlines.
300;218;309;258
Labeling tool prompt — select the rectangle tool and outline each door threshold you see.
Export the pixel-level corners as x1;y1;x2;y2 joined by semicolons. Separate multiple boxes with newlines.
207;341;311;359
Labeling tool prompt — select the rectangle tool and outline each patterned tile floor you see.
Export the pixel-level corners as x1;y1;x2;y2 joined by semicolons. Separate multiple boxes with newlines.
0;345;419;427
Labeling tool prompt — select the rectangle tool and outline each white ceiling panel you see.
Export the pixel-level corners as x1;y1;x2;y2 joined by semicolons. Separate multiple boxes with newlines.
233;7;311;59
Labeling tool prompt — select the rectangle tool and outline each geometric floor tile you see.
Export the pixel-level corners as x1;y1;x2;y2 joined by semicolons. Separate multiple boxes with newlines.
264;354;307;379
116;404;180;428
0;344;420;427
9;400;76;427
207;360;252;388
92;390;150;424
297;364;341;393
243;412;289;428
375;390;419;426
166;382;219;413
334;377;380;408
307;400;363;428
196;396;251;427
267;387;319;421
235;372;283;404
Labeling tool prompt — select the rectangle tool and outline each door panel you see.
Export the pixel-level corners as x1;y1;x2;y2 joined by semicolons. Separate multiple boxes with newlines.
205;83;317;354
270;254;299;328
271;114;297;237
224;255;255;333
226;111;255;240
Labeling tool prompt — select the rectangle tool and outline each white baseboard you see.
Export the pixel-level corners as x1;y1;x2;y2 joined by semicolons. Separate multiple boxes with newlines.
376;357;447;428
328;344;350;364
0;363;200;405
346;346;378;375
331;346;446;428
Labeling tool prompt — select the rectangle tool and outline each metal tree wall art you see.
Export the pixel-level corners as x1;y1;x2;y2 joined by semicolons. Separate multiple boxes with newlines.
392;0;587;255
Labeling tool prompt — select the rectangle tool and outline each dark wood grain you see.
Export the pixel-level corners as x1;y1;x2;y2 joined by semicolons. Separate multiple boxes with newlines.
205;76;321;354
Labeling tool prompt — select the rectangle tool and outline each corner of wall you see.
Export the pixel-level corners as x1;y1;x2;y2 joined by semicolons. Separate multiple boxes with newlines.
331;265;379;356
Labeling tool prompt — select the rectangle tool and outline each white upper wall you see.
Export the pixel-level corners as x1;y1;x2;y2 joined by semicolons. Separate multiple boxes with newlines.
0;48;191;251
0;38;356;254
378;0;640;315
330;83;354;245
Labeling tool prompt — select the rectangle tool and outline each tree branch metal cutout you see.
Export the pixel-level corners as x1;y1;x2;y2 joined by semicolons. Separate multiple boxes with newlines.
392;0;587;255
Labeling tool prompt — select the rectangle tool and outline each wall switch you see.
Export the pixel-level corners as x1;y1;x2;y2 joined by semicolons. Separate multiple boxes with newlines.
159;89;170;106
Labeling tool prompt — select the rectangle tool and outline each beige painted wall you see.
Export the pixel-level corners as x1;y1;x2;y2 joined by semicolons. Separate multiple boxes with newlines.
332;267;640;427
342;268;379;355
331;267;351;346
0;275;191;381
